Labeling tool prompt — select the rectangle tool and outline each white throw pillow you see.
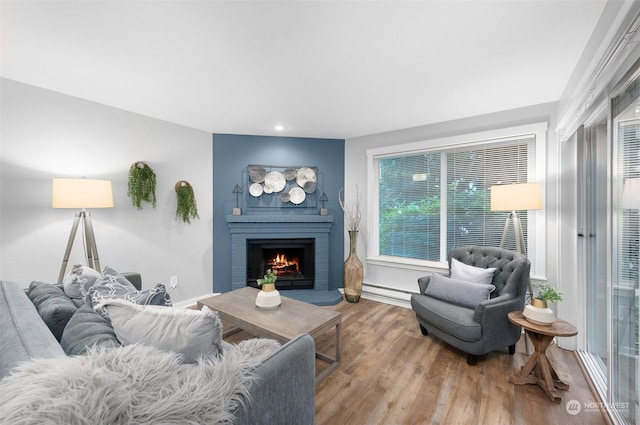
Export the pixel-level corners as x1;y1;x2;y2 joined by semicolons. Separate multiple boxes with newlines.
104;299;223;363
63;265;101;299
450;258;497;285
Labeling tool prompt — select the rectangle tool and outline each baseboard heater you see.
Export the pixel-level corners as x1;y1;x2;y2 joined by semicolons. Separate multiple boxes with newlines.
361;283;413;309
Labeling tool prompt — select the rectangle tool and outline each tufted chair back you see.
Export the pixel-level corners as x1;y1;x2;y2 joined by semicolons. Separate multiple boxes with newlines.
448;245;530;301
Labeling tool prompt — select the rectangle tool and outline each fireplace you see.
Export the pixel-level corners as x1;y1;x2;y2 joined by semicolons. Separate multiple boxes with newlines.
227;214;341;305
247;238;315;290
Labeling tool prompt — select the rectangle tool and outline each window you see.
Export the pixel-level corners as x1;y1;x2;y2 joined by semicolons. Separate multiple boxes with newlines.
369;124;545;272
617;121;640;290
379;152;442;260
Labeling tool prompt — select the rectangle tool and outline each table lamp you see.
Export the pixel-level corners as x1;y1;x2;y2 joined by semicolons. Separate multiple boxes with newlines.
52;178;114;283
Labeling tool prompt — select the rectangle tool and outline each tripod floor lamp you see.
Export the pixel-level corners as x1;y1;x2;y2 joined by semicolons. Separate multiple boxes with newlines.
52;178;114;283
490;182;543;290
490;182;542;254
490;182;542;356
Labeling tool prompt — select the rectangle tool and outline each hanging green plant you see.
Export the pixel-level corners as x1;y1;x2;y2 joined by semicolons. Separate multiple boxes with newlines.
175;180;199;223
127;162;157;209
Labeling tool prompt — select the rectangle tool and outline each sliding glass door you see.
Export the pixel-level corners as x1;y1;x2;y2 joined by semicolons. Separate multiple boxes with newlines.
580;118;609;398
579;70;640;424
612;96;640;424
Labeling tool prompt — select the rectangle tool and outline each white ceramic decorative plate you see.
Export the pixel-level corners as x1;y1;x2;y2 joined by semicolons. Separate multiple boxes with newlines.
249;183;263;197
289;187;306;204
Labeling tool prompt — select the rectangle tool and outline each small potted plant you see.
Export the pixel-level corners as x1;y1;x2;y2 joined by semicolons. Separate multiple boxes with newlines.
523;283;563;325
532;282;564;308
256;269;278;292
255;269;281;310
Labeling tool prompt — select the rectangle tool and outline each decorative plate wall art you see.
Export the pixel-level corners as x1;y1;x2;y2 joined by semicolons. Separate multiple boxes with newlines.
247;165;318;206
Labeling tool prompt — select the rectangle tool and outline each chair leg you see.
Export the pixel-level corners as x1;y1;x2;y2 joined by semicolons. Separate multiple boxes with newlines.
509;344;516;355
419;324;429;336
466;354;478;366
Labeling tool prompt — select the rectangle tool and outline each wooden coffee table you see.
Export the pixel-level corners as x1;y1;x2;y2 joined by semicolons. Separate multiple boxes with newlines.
508;311;578;402
198;287;342;385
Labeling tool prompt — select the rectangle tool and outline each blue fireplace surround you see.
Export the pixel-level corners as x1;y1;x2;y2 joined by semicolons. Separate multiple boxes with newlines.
227;214;343;305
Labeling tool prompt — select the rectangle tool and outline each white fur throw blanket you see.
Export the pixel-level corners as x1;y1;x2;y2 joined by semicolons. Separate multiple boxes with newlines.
0;339;280;425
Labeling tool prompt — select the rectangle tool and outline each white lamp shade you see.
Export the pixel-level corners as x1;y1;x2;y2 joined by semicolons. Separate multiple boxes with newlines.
52;178;114;209
622;178;640;210
490;182;542;211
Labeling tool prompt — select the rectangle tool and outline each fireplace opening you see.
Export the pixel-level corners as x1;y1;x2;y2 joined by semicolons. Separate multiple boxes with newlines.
247;238;315;290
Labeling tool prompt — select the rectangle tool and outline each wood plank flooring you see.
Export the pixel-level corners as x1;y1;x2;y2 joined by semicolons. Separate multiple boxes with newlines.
224;297;608;425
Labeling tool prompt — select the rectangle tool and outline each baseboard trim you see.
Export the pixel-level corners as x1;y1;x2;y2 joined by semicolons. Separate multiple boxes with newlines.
176;286;414;310
174;293;220;309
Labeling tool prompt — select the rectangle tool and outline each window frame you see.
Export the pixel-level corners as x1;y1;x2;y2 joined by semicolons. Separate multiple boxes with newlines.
366;122;547;277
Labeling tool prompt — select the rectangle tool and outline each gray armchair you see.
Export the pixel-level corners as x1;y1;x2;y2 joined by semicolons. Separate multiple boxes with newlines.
410;246;530;365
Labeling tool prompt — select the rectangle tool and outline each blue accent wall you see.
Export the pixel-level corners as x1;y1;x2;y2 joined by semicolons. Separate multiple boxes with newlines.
212;134;345;294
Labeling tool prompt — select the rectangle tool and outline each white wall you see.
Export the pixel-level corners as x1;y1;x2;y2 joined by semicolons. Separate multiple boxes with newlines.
343;2;640;352
345;103;561;309
0;79;213;304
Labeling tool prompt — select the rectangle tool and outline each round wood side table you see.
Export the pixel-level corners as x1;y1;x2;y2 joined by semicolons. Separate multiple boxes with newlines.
508;310;578;403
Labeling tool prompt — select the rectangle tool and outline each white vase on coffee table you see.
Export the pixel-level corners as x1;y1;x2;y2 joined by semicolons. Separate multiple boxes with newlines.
255;283;281;310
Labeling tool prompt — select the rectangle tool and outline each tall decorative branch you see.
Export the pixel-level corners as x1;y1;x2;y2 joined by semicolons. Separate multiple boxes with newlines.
338;185;362;231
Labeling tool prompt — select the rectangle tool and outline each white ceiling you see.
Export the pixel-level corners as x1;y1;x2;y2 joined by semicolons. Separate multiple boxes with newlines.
1;1;607;140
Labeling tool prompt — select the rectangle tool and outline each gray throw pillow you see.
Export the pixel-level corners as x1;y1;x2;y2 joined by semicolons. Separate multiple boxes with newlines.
60;305;120;355
88;283;172;321
27;281;78;341
424;273;495;310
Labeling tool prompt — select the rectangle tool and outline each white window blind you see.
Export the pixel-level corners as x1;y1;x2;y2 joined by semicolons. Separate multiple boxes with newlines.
446;139;531;251
617;121;640;289
379;152;442;260
378;135;535;263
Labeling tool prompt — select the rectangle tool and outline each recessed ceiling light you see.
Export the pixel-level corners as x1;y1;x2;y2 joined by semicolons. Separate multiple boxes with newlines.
273;125;285;131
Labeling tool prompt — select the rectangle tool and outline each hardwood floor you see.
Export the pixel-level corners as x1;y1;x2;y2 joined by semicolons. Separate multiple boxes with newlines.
225;297;608;425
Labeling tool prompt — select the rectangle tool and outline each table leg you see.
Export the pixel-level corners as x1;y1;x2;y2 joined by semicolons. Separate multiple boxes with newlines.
510;330;569;403
335;321;341;363
538;352;562;402
550;362;570;390
315;321;342;386
511;351;540;385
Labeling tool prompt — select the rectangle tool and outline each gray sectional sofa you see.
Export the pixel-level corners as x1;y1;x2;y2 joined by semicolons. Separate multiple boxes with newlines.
0;277;316;424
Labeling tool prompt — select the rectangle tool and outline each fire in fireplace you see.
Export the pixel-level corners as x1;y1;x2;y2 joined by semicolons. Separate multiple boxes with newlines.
266;252;300;277
247;238;315;290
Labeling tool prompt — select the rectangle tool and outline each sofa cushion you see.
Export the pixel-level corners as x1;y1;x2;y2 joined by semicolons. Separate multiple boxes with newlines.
62;264;101;299
27;281;78;341
410;293;482;342
87;282;172;321
424;274;495;309
60;305;120;355
105;299;223;363
450;258;497;285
